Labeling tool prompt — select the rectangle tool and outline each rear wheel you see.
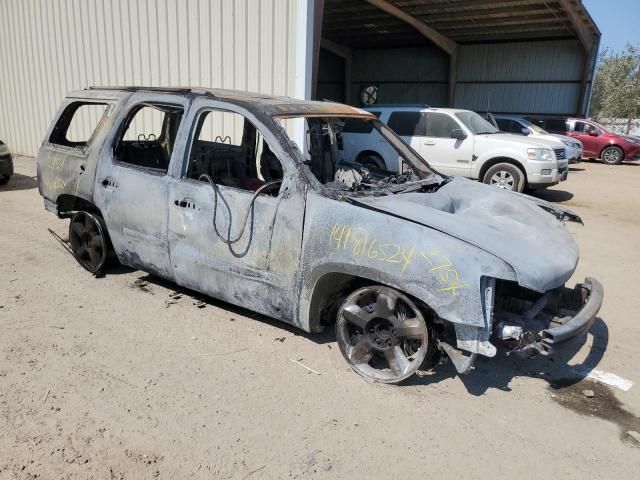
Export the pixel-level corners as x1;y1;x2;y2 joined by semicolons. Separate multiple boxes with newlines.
601;146;623;165
358;153;385;170
483;163;525;192
336;285;432;384
68;211;111;273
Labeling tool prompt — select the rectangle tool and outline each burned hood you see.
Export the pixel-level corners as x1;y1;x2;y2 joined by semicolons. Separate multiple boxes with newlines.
349;177;580;292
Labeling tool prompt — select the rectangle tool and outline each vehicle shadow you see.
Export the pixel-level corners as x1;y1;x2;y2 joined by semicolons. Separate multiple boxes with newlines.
581;158;640;166
0;173;38;191
129;272;337;344
529;188;574;203
405;317;609;396
128;272;610;396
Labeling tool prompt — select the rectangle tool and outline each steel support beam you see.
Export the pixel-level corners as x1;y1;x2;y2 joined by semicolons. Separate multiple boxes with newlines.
557;0;600;115
321;38;353;104
364;0;457;56
364;0;458;106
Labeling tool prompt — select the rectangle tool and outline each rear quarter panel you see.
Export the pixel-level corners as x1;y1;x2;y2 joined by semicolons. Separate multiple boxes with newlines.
37;92;128;210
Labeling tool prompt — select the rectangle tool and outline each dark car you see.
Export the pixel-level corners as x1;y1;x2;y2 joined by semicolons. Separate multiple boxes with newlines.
0;139;13;184
526;116;640;165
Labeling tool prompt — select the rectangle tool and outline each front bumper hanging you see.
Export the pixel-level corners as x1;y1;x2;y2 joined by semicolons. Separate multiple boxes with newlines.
493;277;604;357
538;277;603;355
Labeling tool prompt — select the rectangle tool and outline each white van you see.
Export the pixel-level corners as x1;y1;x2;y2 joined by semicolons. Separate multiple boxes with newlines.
340;105;568;192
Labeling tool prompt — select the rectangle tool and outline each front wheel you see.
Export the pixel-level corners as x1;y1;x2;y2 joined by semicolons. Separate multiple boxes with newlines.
336;286;432;384
483;163;525;192
601;146;623;165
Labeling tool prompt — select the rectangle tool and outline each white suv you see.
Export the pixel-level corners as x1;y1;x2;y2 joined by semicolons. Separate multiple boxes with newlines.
340;105;569;192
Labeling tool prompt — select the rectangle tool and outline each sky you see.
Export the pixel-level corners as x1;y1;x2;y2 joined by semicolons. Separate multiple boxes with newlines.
583;0;640;53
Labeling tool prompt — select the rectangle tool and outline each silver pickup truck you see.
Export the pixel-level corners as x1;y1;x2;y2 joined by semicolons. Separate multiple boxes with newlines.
37;87;603;384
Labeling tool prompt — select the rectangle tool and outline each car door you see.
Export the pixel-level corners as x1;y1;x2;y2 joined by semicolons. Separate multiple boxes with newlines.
567;120;601;157
166;99;305;322
420;112;473;176
386;110;427;161
497;118;528;135
93;94;190;279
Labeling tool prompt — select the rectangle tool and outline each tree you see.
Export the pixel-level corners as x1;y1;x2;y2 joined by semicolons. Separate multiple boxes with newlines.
590;43;640;134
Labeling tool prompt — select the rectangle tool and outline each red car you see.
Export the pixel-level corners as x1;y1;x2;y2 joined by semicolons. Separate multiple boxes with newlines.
527;117;640;165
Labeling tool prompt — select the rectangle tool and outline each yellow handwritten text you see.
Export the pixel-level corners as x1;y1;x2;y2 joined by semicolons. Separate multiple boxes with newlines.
46;156;65;173
328;224;469;296
43;177;68;191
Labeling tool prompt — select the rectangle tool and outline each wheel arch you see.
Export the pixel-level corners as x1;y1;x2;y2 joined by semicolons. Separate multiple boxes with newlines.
599;143;625;160
56;193;103;218
478;157;528;183
355;149;385;166
305;266;442;334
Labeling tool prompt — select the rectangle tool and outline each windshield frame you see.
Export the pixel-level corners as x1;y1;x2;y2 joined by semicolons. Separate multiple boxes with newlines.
455;111;500;135
272;114;442;195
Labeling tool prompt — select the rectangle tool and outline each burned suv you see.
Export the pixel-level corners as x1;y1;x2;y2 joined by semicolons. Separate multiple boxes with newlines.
37;87;603;384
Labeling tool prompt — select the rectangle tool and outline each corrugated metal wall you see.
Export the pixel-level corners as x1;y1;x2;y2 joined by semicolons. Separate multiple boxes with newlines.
454;39;585;115
350;46;448;107
0;0;300;157
316;46;449;107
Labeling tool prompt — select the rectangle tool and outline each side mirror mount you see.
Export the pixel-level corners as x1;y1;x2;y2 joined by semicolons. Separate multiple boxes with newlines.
450;129;467;140
521;127;530;136
588;129;599;137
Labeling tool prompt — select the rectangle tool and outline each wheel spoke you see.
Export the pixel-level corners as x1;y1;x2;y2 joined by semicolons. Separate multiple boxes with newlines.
341;304;373;330
384;346;410;376
348;339;373;364
91;233;104;252
87;247;100;266
76;244;87;259
70;222;84;240
394;319;425;339
374;289;398;318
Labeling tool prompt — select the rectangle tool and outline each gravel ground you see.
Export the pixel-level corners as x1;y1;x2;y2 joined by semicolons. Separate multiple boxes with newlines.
1;156;639;479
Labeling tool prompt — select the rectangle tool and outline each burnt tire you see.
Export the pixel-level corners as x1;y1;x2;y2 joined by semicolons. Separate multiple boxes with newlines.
483;163;525;193
601;146;623;165
358;153;385;170
336;285;432;384
68;211;112;274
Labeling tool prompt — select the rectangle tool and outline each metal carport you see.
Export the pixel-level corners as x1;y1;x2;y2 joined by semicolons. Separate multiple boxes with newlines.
315;0;600;116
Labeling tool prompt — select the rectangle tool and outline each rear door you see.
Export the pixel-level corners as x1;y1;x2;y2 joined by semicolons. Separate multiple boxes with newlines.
93;94;190;279
421;112;473;176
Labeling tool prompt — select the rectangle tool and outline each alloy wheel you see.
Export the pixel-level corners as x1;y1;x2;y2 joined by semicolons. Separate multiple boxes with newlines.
490;171;515;190
68;212;108;273
336;286;430;384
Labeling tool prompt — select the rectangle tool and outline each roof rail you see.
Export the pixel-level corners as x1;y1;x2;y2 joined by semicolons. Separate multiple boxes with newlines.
362;103;431;108
87;86;196;94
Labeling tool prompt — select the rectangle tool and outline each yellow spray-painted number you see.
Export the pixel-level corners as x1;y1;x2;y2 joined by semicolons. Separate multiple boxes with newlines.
329;224;468;296
46;156;65;172
43;177;68;191
329;224;415;274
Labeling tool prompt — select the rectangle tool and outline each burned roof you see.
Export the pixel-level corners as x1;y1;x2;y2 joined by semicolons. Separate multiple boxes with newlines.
81;86;374;118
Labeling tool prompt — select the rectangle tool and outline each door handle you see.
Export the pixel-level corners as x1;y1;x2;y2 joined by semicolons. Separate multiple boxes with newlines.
424;141;436;146
101;177;117;188
174;198;196;209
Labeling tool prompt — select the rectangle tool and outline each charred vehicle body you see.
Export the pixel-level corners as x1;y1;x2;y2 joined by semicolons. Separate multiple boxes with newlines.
37;87;603;383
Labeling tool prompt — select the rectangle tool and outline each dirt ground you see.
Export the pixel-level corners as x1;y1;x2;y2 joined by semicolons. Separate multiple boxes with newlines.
1;156;639;479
